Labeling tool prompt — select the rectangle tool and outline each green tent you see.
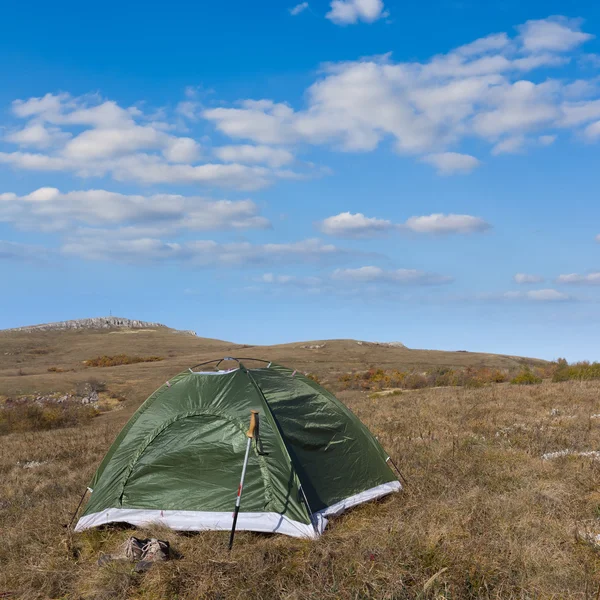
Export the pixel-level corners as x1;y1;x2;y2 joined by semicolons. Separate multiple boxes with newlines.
75;360;401;538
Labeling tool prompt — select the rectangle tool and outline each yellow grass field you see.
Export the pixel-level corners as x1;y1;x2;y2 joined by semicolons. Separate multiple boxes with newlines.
2;326;599;598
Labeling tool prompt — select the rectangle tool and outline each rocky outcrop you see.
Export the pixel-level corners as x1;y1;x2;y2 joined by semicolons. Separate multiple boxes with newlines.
6;317;168;333
356;341;408;349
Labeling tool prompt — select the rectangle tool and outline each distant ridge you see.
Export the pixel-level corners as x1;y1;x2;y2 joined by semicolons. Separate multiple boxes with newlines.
4;316;193;334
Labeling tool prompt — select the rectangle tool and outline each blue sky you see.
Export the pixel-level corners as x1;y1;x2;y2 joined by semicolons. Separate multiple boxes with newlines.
1;0;600;361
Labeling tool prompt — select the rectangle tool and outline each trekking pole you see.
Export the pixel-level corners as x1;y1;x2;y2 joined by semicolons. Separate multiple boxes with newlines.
228;410;258;551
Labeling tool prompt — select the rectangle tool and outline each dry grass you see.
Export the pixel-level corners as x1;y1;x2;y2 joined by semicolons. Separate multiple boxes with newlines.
3;380;600;598
0;327;546;401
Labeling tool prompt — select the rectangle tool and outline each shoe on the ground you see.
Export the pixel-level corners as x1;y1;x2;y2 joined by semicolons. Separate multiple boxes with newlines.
134;538;170;572
142;538;169;562
122;536;149;561
97;536;149;566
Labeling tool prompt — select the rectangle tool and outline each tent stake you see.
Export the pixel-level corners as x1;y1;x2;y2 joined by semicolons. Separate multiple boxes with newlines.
387;456;409;486
228;410;258;551
68;487;89;531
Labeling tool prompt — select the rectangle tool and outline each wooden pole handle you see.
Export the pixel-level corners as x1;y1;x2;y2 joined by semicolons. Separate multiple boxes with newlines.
246;410;259;438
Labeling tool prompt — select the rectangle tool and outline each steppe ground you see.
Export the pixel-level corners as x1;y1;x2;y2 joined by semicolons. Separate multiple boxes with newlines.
1;327;599;599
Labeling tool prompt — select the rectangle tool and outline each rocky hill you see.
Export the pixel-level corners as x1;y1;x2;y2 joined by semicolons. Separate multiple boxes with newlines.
5;316;196;336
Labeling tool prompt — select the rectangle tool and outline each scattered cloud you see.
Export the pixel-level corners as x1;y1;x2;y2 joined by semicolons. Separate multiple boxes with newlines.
403;213;490;234
257;273;322;287
0;187;271;235
4;17;594;189
290;2;309;16
583;120;600;139
317;212;393;238
332;265;453;285
318;211;490;237
0;240;48;262
0;150;278;190
491;135;526;155
214;144;294;167
503;288;571;301
251;264;453;296
61;236;350;266
514;273;544;284
556;272;600;284
421;153;481;175
517;16;593;53
0;93;301;190
326;0;388;25
4;123;71;149
203;17;598;173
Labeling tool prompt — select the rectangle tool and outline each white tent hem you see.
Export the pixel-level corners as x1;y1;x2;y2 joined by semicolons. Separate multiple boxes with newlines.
74;480;401;538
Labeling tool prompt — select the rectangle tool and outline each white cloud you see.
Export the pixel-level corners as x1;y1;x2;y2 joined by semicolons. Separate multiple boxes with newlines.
0;150;277;190
109;155;275;189
290;2;309;15
61;236;348;266
421;153;481;175
61;126;164;160
2;16;600;194
317;212;393;238
162;137;201;163
203;101;296;145
318;211;490;237
556;272;600;285
0;240;47;262
471;80;561;139
514;273;544;284
0;187;270;234
583;120;600;139
257;273;322;287
0;93;299;191
503;288;570;301
214;144;294;167
202;17;598;171
527;289;571;301
518;16;593;53
326;0;387;25
0;151;70;172
176;100;201;121
4;123;70;149
492;135;526;155
332;265;453;285
403;213;490;234
539;134;557;145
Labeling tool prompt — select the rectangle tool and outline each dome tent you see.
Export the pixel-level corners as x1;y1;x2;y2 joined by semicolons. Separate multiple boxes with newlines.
75;359;401;538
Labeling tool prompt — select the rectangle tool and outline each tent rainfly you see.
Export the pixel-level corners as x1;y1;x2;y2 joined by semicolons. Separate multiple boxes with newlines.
75;359;402;538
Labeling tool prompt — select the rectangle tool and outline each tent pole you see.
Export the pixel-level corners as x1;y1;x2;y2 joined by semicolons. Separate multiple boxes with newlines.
228;410;258;551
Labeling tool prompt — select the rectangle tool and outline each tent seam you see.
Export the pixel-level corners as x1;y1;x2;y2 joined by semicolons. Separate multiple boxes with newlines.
243;367;316;527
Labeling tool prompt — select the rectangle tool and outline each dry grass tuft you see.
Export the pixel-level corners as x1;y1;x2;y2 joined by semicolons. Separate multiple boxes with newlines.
3;381;600;598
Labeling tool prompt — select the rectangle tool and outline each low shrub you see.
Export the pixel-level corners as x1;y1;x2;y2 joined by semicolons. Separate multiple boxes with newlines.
84;354;163;368
338;366;512;392
0;402;98;435
552;361;600;382
511;370;542;385
305;373;321;384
